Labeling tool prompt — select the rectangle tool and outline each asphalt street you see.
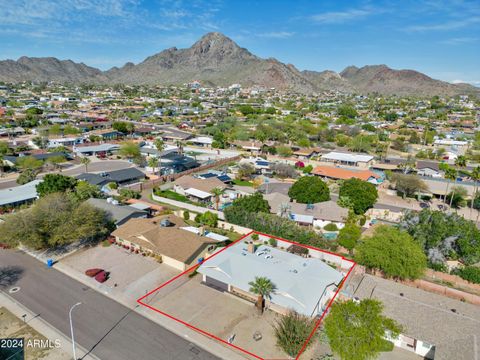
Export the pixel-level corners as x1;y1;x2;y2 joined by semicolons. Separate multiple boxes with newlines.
0;250;219;360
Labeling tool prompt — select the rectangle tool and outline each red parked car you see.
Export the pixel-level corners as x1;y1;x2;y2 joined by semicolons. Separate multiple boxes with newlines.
94;270;109;283
85;268;103;277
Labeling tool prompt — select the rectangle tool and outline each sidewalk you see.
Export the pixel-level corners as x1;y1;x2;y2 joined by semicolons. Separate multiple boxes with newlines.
0;291;99;360
24;248;249;360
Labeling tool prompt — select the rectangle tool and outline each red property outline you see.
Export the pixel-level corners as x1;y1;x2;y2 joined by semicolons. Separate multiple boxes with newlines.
137;231;356;360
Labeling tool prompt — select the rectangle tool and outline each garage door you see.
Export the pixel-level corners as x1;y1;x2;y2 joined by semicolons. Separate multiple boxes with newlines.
205;276;228;292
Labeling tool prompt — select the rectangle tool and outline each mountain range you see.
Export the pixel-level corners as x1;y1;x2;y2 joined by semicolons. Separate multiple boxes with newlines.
0;32;478;97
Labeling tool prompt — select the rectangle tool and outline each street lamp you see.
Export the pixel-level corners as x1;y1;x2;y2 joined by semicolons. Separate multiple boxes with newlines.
69;302;82;360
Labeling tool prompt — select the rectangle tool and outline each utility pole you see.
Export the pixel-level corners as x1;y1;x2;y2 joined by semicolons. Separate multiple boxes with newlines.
69;302;82;360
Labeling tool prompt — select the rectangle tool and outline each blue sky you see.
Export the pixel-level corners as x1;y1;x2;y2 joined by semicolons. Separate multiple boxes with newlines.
1;0;479;85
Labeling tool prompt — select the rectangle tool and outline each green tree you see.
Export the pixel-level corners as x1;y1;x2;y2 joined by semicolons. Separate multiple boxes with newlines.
324;299;402;360
273;311;316;357
401;209;480;265
455;266;480;284
248;276;276;313
337;223;361;255
154;138;165;176
288;176;330;204
211;187;224;210
0;193;111;249
36;174;78;197
339;179;378;214
195;211;219;228
80;156;91;173
390;173;428;199
229;193;270;213
46;155;66;171
446;186;468;208
74;181;102;200
444;167;457;207
119;141;140;160
16;156;43;171
16;169;37;185
112;121;129;134
356;225;427;279
337;104;358;119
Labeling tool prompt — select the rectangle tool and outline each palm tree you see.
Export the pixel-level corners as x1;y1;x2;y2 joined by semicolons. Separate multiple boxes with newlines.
211;187;224;210
80;156;91;173
449;156;467;208
444;167;457;209
248;276;276;314
470;166;480;215
154;138;165;178
176;140;185;155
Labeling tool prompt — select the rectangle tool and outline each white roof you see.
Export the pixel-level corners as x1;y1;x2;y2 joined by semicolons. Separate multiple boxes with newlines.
128;202;151;211
75;143;119;153
190;136;213;145
322;151;373;163
179;226;229;242
198;242;344;316
290;213;314;224
0;180;42;206
434;139;468;146
185;188;212;199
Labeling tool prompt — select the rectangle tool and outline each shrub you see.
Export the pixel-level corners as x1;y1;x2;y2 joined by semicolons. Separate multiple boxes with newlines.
273;311;316;357
324;223;338;232
268;238;277;247
118;188;141;200
456;266;480;284
183;210;190;221
251;233;259;241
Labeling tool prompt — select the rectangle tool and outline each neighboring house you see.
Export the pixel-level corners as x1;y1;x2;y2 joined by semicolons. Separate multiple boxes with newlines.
197;240;344;317
433;139;469;156
86;198;148;226
73;143;120;156
321;151;374;168
347;274;480;360
112;215;217;271
416;161;443;178
264;192;348;229
0;180;42;207
3;152;72;167
188;136;213;147
173;175;228;202
76;168;146;188
312;165;381;183
196;171;232;184
292;147;321;160
232;140;263;153
48;137;83;148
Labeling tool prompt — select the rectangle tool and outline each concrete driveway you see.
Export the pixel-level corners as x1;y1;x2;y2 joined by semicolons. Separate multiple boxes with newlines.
62;244;180;303
145;275;320;360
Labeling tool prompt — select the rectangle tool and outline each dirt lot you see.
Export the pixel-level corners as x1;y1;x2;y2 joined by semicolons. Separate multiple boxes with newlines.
0;307;69;360
144;274;321;360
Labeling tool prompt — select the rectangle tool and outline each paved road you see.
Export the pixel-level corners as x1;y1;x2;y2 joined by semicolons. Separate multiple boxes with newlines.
0;160;134;189
0;250;219;360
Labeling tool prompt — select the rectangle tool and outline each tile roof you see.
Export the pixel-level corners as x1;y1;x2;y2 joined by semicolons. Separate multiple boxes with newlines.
112;215;216;263
174;175;227;193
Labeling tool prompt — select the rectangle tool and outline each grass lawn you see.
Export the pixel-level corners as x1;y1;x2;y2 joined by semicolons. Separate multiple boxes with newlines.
232;179;253;187
153;190;206;207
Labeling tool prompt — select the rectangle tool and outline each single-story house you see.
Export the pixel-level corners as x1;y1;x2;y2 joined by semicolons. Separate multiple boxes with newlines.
2;152;73;167
416;161;443;178
48;136;83;148
292;147;321;160
264;192;348;229
0;180;42;207
112;215;217;271
86;198;148;226
312;165;381;184
173;175;228;202
348;274;480;360
321;151;374;168
73;143;120;156
188;136;213;147
76;168;146;188
198;240;344;317
433;139;469;155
